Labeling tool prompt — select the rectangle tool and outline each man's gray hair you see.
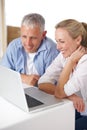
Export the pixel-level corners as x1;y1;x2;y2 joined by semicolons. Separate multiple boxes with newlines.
21;13;45;32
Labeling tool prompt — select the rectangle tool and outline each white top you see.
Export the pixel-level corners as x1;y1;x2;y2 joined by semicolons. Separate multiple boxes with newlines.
38;53;87;115
26;53;39;75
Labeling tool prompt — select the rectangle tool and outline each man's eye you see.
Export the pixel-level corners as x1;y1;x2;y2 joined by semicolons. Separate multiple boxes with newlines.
32;37;37;40
22;36;26;38
60;41;65;43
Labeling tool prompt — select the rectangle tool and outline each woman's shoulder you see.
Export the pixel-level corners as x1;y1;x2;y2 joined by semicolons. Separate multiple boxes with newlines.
79;54;87;63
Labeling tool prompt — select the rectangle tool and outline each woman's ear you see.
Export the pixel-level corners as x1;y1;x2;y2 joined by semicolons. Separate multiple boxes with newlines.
76;35;82;45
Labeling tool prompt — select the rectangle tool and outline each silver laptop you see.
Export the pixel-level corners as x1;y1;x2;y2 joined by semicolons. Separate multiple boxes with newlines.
0;65;64;113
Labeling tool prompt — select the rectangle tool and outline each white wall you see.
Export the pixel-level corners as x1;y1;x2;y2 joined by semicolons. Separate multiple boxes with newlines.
0;0;6;57
5;0;87;41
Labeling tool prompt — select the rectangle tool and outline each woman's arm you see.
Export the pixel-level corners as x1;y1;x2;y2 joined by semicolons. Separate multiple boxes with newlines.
38;83;85;112
55;46;86;98
38;83;55;95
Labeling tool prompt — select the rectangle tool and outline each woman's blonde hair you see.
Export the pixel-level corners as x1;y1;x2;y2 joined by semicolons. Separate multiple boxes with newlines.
55;19;87;48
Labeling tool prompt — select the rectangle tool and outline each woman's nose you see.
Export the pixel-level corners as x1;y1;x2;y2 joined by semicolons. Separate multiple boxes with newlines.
57;43;61;50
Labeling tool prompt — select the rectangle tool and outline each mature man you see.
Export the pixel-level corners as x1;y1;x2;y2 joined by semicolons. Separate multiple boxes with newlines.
0;13;59;86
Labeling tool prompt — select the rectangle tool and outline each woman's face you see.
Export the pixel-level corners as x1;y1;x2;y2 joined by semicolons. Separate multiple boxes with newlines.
55;28;80;58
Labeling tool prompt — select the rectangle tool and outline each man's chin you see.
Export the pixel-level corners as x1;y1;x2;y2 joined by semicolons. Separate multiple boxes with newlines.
25;49;35;53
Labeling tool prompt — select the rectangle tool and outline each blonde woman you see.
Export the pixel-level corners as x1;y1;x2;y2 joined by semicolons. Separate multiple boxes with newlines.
38;19;87;130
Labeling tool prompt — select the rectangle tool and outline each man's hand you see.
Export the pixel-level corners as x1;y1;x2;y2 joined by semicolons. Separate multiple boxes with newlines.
21;74;40;86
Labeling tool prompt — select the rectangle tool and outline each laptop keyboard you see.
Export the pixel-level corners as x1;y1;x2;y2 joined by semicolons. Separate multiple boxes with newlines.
25;94;44;108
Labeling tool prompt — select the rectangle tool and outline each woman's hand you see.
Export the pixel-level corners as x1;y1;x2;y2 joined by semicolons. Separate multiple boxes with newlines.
68;94;85;112
70;46;87;65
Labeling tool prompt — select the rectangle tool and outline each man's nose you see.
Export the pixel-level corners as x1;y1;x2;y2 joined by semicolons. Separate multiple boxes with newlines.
26;38;32;45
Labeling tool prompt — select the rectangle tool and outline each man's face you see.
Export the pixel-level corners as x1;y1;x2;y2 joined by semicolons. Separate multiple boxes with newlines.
21;25;46;53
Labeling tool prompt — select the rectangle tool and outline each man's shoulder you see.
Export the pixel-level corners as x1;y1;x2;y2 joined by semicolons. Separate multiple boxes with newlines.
8;37;22;48
39;37;59;55
42;37;56;48
45;37;56;44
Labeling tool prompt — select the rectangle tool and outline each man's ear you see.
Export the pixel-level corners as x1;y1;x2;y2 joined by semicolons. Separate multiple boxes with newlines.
42;31;47;38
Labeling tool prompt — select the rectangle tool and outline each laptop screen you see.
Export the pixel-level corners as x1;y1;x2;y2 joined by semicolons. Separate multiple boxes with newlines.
25;94;44;108
0;65;44;112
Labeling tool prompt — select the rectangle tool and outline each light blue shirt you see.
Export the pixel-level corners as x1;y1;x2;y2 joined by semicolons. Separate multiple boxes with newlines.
0;37;59;76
